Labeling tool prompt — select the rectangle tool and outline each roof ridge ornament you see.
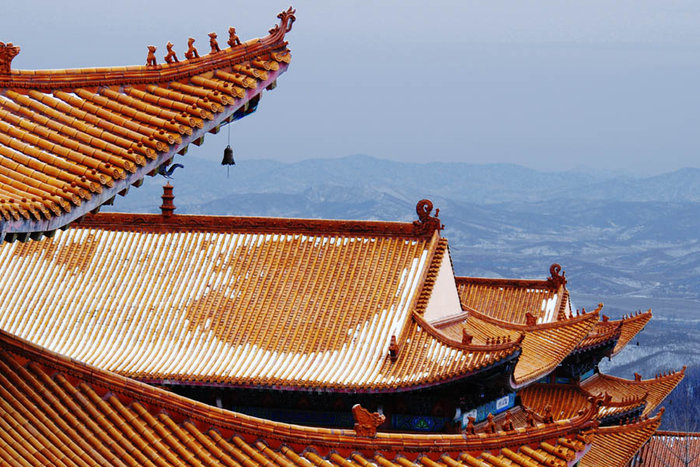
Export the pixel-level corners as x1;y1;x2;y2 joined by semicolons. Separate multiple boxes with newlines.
547;263;567;288
412;199;444;236
269;7;297;38
0;42;20;74
352;404;385;437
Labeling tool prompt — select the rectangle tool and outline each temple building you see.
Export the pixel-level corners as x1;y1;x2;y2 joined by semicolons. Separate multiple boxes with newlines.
0;8;691;467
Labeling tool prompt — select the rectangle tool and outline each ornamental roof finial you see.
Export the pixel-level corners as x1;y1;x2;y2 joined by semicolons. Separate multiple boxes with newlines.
0;42;20;74
160;183;175;217
412;199;444;236
547;263;567;288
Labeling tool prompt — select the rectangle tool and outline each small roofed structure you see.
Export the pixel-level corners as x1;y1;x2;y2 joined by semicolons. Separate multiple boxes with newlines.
580;413;663;467
0;8;295;242
520;367;684;426
632;431;700;467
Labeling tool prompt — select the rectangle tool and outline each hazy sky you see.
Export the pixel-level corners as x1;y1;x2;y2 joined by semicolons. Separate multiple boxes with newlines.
4;1;700;174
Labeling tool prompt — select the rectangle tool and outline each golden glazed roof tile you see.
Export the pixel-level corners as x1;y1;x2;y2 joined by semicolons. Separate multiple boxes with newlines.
580;412;663;467
0;328;596;467
581;369;685;417
433;307;599;387
0;9;295;241
455;263;569;325
0;209;518;391
633;431;700;467
612;310;652;356
519;379;648;423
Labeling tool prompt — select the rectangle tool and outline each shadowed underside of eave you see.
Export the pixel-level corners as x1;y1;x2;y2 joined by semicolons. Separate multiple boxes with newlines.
0;9;295;241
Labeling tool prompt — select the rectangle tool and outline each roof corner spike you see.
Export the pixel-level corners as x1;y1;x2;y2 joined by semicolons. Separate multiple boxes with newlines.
160;183;175;217
269;6;297;40
0;42;20;74
547;263;567;288
412;199;445;236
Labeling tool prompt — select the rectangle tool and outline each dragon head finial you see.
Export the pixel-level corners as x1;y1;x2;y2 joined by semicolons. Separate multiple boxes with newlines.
0;42;21;74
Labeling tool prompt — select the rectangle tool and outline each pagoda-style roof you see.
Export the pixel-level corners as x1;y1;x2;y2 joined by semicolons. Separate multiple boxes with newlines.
520;368;684;424
0;8;295;242
580;413;663;467
581;369;685;417
456;268;653;370
455;263;569;325
520;381;646;425
573;310;651;356
611;309;652;356
432;307;598;388
633;431;700;467
0;328;596;466
0;203;523;392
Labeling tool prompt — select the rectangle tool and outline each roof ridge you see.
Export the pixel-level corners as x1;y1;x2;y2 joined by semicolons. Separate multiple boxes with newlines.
74;211;440;239
454;276;555;289
0;9;295;89
465;304;600;331
412;310;524;353
598;408;664;434
598;367;686;385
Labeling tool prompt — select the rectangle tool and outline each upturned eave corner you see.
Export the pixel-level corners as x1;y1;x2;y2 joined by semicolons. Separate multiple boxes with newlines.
0;8;296;242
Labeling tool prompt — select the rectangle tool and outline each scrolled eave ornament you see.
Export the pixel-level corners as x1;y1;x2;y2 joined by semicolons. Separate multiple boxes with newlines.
547;263;567;288
412;199;444;236
0;42;20;74
269;7;296;40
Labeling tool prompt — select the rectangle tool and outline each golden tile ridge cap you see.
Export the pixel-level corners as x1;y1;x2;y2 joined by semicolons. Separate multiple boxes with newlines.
597;409;663;435
455;276;556;290
597;367;686;386
412;310;524;353
74;211;438;239
0;9;294;89
0;327;597;453
411;234;447;316
619;308;653;323
464;303;600;332
654;430;700;437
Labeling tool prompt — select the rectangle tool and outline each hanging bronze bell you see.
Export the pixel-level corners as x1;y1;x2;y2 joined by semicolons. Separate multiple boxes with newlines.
221;145;235;166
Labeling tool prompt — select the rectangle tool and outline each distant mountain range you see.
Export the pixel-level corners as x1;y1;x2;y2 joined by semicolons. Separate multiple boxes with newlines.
106;154;700;300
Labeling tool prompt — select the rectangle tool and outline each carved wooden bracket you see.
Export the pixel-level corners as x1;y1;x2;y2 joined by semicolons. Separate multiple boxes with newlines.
0;42;20;74
352;404;385;437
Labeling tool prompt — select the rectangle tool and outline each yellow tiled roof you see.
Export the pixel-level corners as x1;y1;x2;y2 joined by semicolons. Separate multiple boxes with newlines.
0;210;519;391
634;431;700;467
455;276;565;324
0;9;295;241
0;328;596;467
612;310;652;356
581;413;663;467
433;307;599;387
520;380;647;422
581;369;685;417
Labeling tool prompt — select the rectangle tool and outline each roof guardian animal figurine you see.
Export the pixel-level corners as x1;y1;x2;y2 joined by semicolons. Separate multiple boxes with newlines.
185;38;199;60
209;33;221;53
146;46;157;67
164;42;178;64
0;42;20;74
352;404;385;437
228;27;241;47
